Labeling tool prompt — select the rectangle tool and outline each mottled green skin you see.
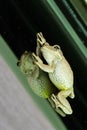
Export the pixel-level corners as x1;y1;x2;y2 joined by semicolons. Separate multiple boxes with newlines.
18;51;57;98
27;69;56;98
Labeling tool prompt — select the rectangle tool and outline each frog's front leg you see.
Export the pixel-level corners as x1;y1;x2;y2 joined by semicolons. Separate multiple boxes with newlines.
32;53;55;73
36;32;49;56
57;88;73;114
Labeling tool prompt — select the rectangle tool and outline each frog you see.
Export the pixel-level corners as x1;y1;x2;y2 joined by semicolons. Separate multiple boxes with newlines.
33;32;75;115
17;51;66;117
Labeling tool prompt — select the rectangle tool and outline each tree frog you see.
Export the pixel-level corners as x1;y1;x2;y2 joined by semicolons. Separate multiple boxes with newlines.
33;32;75;115
17;51;66;117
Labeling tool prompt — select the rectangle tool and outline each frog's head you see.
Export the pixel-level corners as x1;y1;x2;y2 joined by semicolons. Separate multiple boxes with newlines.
37;32;63;64
41;44;63;64
17;51;36;75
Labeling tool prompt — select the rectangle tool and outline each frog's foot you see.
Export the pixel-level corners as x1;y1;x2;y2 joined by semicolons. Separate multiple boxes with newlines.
37;32;46;46
51;94;60;108
51;94;72;115
57;91;73;115
55;108;66;117
32;53;43;64
37;32;49;46
48;97;66;117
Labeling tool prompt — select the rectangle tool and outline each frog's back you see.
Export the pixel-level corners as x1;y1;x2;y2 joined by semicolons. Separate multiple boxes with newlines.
49;57;73;90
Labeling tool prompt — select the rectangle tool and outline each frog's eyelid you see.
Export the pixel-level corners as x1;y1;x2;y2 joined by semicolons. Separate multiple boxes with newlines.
53;45;60;50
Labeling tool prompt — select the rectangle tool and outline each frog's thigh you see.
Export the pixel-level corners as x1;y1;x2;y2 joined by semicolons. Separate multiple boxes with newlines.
57;89;73;114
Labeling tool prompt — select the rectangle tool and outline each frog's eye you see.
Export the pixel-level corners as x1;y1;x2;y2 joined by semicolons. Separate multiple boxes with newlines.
53;45;60;51
17;60;21;66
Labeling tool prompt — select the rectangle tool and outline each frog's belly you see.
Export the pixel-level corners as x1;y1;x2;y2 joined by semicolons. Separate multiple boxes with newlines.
49;61;73;90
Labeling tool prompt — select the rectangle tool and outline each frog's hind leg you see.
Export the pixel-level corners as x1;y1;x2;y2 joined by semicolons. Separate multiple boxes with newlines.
56;88;73;114
51;94;72;115
48;98;66;117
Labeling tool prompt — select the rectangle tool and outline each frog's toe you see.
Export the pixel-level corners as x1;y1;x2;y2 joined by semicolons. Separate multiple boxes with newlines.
55;108;66;117
37;32;46;45
51;94;60;108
